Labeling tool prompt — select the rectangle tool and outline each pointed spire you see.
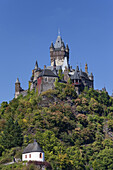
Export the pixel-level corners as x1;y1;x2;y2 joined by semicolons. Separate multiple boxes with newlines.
66;44;69;51
90;72;93;80
54;33;62;49
85;63;88;74
76;65;79;72
50;42;54;48
35;61;38;70
16;78;20;83
61;42;65;51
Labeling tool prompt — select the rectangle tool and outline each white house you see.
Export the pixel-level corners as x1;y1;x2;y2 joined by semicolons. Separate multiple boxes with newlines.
22;139;45;162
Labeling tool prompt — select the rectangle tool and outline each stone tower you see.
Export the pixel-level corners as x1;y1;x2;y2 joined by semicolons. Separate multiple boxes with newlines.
50;34;69;66
15;78;21;98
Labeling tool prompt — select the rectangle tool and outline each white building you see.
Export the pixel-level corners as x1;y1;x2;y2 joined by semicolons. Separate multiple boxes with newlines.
22;140;45;162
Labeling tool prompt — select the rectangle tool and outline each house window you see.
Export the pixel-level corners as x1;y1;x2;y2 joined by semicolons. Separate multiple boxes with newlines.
25;155;27;158
29;154;31;158
40;153;42;158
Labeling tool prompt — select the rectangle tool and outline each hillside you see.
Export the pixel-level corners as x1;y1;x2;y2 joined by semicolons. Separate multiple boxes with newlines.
0;82;113;169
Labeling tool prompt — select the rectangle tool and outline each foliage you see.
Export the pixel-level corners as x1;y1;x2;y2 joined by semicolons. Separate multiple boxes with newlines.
0;117;23;149
0;86;113;169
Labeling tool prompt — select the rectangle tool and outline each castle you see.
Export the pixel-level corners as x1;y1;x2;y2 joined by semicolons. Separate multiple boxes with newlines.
15;34;94;98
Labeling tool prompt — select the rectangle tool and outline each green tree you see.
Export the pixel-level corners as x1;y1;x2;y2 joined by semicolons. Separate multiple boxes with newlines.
92;148;113;170
1;117;23;149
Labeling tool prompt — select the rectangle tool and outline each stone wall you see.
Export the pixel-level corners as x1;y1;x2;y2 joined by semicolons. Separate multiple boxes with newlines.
41;77;57;93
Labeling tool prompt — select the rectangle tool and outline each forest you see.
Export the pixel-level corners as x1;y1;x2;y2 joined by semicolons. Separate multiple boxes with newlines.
0;80;113;169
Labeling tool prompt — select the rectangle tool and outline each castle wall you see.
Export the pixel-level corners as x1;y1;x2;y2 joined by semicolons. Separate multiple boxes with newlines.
37;76;57;94
37;77;42;94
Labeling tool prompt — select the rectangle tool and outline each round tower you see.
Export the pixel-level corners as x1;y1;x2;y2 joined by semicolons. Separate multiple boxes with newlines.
15;78;21;98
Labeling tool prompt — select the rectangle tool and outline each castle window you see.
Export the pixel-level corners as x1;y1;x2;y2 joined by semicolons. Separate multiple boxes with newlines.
40;153;42;158
45;78;47;82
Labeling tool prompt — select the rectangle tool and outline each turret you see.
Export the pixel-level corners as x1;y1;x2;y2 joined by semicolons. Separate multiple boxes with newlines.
76;65;79;72
89;72;94;88
35;61;38;70
61;42;65;51
66;44;69;53
90;72;93;81
50;42;54;52
15;78;20;92
33;61;42;81
85;63;88;74
15;78;21;98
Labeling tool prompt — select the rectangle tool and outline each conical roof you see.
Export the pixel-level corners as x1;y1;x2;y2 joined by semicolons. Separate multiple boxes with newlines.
50;42;54;48
16;78;20;83
35;61;38;70
22;140;44;154
54;35;64;49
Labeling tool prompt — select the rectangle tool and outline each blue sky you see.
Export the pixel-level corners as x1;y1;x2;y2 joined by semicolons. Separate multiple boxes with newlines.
0;0;113;104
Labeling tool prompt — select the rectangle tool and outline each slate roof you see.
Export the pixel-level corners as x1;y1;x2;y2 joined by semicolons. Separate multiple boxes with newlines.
71;70;80;80
70;67;89;80
38;69;58;78
22;140;44;154
70;66;80;80
80;71;89;79
54;35;64;49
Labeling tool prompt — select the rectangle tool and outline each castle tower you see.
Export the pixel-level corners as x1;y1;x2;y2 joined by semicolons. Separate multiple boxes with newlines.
15;78;21;98
50;34;69;66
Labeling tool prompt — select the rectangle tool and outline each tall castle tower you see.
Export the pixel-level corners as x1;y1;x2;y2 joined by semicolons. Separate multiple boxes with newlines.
50;34;69;66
